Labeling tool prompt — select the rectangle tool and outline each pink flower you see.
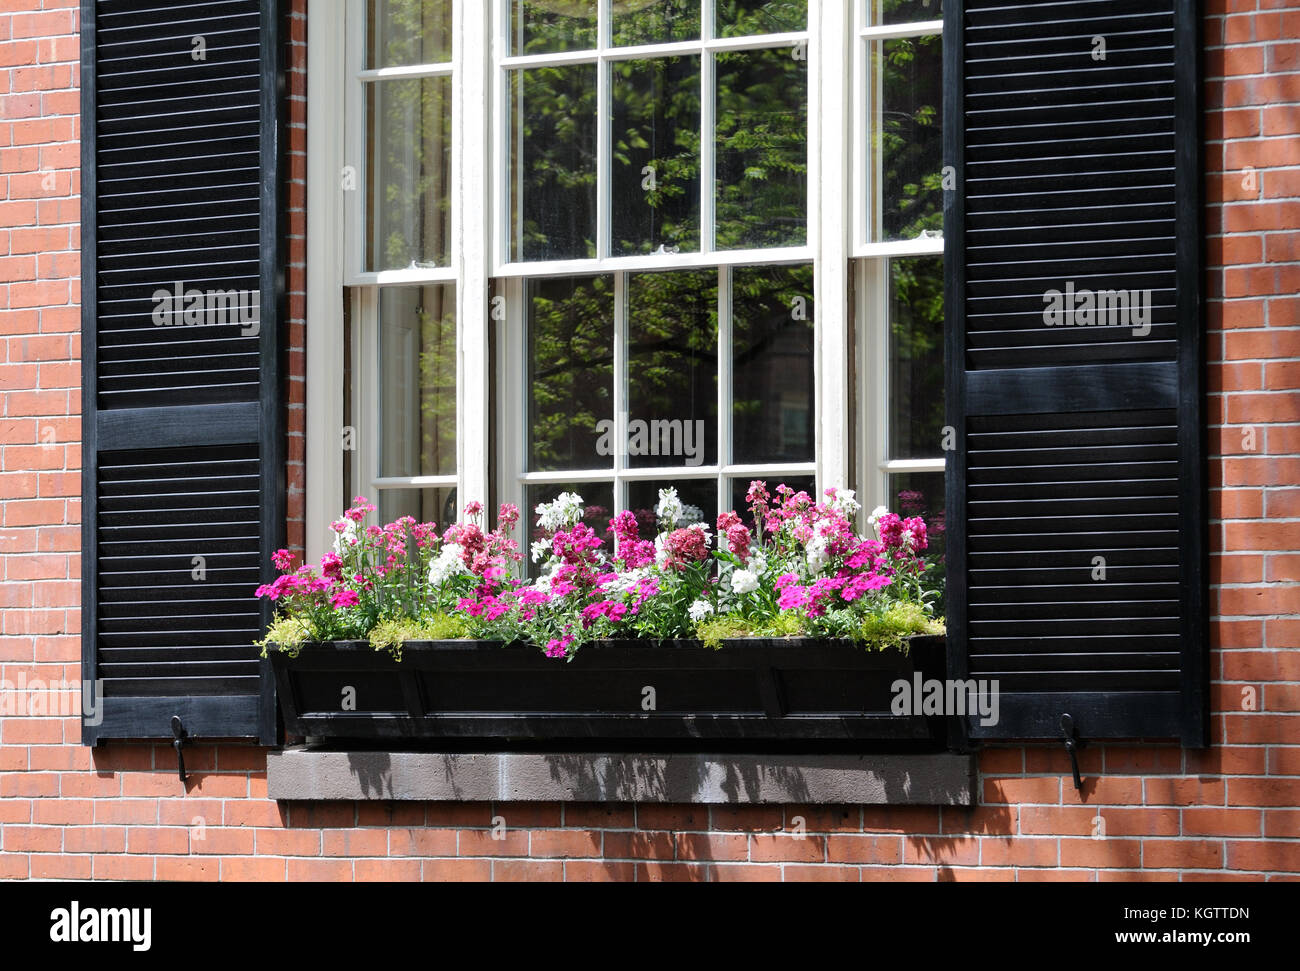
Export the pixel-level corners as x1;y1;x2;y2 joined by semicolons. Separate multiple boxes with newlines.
331;590;360;609
545;635;574;659
272;549;295;571
663;525;710;570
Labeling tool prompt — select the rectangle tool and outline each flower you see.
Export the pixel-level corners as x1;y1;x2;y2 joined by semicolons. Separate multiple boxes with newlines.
545;635;574;659
730;569;759;595
535;492;585;532
530;538;551;564
868;506;890;527
806;534;830;573
330;590;359;610
825;487;861;520
688;600;714;622
331;517;358;554
429;542;468;586
656;488;683;528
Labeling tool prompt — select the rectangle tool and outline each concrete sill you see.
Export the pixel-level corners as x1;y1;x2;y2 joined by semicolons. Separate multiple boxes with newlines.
267;749;975;805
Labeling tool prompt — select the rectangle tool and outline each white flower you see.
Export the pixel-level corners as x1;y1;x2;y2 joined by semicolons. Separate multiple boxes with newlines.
654;533;669;568
332;518;358;555
730;569;759;595
806;534;830;573
535;492;585;532
749;552;768;576
606;568;651;595
827;488;861;519
688;600;714;622
656;488;683;527
868;505;890;527
530;538;552;564
428;542;468;586
901;527;916;548
533;572;553;594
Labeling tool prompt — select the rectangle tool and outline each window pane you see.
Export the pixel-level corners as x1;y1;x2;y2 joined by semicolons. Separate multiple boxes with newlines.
379;487;458;528
613;0;702;46
716;0;807;37
729;474;815;529
716;46;807;250
510;64;599;262
869;0;942;27
870;34;943;242
367;0;452;68
888;256;945;460
527;275;616;473
886;471;946;611
731;264;815;465
366;77;452;271
510;0;598;54
627;270;719;469
628;480;716;534
527;482;615;575
378;285;457;478
612;56;702;257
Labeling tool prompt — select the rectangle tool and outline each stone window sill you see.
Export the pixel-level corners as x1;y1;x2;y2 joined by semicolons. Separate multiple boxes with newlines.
267;749;975;805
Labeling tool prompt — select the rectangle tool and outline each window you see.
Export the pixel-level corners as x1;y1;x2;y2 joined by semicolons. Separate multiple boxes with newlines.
853;0;946;529
306;1;944;560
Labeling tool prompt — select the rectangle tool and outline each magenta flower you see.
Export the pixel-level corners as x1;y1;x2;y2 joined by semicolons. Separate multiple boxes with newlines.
331;590;359;610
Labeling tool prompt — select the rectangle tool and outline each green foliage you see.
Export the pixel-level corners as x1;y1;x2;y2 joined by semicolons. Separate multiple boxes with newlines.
694;612;805;650
257;616;313;659
369;614;471;661
854;602;946;653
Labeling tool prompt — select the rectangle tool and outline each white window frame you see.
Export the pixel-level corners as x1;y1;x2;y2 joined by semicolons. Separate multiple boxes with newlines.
306;1;945;560
851;3;946;516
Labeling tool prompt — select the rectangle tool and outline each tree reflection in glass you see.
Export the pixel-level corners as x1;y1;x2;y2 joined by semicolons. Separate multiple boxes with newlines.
367;77;452;271
627;270;719;469
510;64;599;262
732;264;815;465
716;46;807;250
612;57;702;256
870;34;943;241
888;256;944;461
527;275;616;472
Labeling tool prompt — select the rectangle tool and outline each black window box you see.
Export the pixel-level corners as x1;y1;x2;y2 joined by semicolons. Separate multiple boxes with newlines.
270;636;949;746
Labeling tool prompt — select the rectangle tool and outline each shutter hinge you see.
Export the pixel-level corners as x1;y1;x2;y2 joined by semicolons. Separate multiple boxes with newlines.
171;715;189;784
1060;713;1086;793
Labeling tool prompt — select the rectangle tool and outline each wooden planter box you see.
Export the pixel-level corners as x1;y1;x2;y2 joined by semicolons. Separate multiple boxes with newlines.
270;636;949;746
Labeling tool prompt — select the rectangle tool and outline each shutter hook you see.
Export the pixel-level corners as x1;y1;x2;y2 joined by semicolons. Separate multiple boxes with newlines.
1060;713;1085;793
171;715;188;783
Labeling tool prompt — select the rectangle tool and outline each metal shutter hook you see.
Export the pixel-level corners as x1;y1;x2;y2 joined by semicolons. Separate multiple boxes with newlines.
1060;713;1085;793
171;716;188;784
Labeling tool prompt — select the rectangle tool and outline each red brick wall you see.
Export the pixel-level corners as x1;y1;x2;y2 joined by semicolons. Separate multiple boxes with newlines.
0;0;1296;882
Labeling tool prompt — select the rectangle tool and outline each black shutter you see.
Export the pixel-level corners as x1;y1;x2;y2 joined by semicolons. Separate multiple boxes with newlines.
81;0;285;745
944;0;1205;745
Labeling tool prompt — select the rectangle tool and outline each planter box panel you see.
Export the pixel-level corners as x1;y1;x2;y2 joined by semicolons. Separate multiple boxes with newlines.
270;636;949;746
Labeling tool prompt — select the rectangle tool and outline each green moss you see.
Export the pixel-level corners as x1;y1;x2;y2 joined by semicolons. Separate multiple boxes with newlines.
257;616;313;659
369;614;471;661
693;612;806;650
855;603;946;653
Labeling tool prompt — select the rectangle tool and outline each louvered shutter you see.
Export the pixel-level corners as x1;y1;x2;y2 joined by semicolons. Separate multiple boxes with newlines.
81;0;285;745
943;0;1205;745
